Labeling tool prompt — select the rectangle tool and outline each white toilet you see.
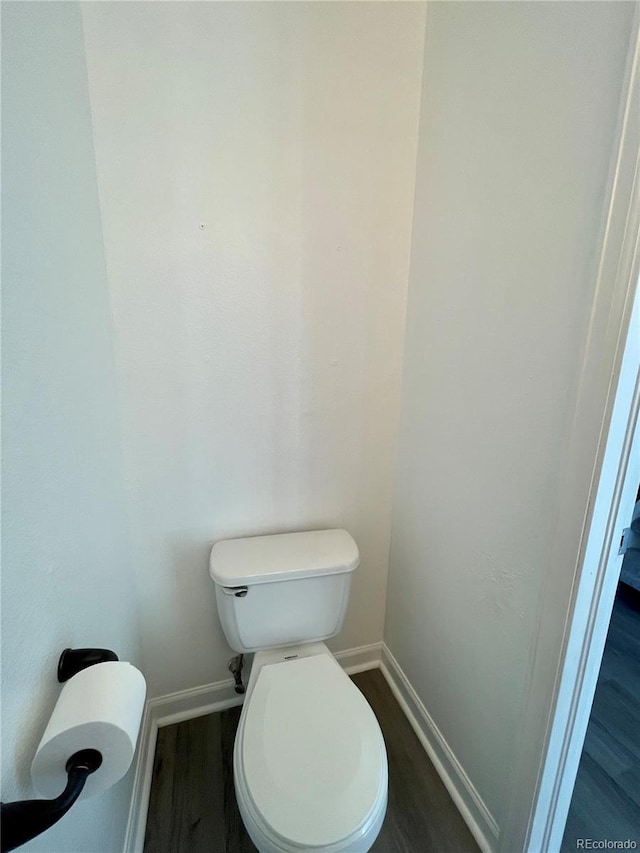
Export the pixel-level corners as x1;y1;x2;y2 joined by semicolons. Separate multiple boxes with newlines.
209;529;388;853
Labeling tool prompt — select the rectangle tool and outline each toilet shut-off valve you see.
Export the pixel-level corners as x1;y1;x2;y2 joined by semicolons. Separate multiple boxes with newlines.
228;654;245;694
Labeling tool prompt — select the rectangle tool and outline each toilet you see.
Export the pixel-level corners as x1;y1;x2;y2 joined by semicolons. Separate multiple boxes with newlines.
209;529;388;853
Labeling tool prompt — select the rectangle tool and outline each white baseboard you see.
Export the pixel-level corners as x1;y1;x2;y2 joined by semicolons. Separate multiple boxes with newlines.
123;643;381;853
380;643;500;853
122;702;157;853
333;641;383;674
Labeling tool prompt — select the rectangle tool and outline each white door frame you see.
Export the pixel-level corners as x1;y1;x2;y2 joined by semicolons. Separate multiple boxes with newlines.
526;23;640;852
529;308;639;852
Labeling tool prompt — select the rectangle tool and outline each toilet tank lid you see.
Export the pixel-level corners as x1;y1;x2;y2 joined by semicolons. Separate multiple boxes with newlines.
209;529;359;587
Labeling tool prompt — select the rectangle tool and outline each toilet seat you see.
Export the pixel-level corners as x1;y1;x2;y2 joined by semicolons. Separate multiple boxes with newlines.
234;650;387;852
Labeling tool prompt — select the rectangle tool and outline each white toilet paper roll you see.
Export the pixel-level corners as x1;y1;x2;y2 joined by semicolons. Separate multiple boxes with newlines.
31;661;146;799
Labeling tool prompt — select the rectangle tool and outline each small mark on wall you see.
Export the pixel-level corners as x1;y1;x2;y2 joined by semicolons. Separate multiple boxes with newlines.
470;552;525;618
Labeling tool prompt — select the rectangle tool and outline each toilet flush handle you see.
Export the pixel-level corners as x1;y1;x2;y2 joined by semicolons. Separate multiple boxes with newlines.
221;586;248;598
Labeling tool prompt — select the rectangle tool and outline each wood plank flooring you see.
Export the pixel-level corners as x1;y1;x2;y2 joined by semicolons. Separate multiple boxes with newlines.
562;584;640;850
144;668;479;853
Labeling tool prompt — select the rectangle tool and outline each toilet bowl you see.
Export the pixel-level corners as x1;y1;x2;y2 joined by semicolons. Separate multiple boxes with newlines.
234;644;388;853
209;529;388;852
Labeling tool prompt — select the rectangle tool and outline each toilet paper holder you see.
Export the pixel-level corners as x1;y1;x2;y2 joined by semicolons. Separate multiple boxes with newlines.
57;646;119;682
1;749;103;852
0;648;119;852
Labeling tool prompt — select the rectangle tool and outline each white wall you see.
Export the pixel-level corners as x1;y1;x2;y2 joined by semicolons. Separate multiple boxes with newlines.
81;2;426;698
1;3;142;850
385;0;636;843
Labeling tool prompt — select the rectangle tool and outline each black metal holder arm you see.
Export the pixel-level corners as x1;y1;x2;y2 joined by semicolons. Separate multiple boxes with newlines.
1;749;103;853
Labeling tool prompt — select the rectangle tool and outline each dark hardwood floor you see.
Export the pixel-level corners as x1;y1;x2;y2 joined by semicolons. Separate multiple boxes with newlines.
562;584;640;850
144;668;479;853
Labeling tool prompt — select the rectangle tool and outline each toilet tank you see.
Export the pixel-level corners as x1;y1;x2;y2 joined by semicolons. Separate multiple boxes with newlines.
209;529;359;653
